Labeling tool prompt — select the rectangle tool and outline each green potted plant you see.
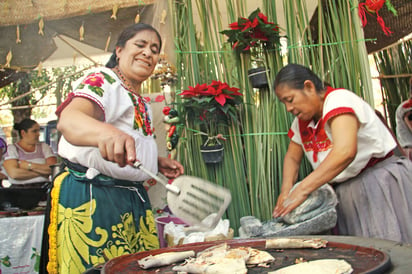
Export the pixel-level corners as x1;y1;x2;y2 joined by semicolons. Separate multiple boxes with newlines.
179;80;243;163
220;8;282;89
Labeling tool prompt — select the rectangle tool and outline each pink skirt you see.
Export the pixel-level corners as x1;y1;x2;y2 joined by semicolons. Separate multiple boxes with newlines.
334;156;412;243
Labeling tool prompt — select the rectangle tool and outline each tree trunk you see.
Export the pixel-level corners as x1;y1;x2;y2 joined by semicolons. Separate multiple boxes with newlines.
10;72;32;142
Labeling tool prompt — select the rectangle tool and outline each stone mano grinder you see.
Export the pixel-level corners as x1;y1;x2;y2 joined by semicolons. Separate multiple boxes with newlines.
133;161;231;229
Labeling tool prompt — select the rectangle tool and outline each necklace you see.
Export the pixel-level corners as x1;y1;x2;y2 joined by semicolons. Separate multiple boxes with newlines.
113;66;138;94
112;66;153;136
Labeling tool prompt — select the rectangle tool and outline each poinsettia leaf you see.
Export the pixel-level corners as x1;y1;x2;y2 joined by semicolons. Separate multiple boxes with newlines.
248;8;261;20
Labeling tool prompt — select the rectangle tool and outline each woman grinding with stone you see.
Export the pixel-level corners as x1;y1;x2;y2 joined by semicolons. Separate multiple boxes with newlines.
272;63;412;243
42;23;184;274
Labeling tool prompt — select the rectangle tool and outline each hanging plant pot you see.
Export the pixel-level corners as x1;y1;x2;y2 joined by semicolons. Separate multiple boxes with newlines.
248;67;269;89
200;143;224;164
200;138;224;164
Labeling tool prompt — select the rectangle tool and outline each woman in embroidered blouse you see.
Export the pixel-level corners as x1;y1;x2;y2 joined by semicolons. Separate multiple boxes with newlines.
42;23;184;274
272;64;412;243
3;118;57;187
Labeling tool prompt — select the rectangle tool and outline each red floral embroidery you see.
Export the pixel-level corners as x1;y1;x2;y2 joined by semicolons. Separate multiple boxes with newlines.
82;72;104;87
299;119;332;163
155;95;165;102
128;93;153;136
138;101;146;113
135;112;143;128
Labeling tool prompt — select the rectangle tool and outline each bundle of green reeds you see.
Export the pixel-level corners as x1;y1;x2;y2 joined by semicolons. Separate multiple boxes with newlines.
374;39;412;130
168;0;375;234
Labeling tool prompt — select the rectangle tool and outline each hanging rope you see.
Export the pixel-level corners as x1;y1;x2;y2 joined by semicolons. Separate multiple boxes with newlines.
372;73;412;79
186;126;288;138
174;38;377;54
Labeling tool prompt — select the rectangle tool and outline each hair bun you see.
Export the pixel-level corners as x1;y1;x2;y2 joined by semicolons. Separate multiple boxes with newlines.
13;122;21;131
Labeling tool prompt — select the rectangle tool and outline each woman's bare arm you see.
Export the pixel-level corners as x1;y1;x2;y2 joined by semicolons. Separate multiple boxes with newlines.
273;141;303;217
57;97;136;167
274;113;359;217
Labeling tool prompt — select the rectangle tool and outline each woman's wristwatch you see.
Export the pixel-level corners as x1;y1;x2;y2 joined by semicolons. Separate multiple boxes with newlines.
28;162;32;171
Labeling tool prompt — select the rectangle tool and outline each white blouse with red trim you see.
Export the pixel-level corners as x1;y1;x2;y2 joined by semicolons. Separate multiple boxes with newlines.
289;88;395;183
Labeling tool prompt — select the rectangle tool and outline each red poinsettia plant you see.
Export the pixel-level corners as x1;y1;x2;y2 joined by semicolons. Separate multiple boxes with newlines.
179;80;243;138
220;8;281;53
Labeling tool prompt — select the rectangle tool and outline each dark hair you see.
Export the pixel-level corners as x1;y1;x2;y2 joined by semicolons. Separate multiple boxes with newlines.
273;63;325;93
14;118;38;138
106;23;163;68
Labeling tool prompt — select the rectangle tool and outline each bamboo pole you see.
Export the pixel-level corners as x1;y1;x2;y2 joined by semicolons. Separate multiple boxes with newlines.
373;73;412;79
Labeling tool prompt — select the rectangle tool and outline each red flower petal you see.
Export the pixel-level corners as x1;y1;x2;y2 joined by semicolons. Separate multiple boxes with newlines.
215;94;227;106
258;12;268;23
229;22;241;30
83;72;105;87
163;106;171;115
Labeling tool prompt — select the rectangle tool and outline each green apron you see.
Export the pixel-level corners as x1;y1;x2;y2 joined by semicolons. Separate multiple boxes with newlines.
47;170;159;274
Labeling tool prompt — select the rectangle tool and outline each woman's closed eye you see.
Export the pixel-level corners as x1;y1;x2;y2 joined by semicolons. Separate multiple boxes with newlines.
135;42;159;54
150;46;159;54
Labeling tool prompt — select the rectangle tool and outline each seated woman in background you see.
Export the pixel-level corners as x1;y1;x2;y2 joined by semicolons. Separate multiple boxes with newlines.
3;118;57;187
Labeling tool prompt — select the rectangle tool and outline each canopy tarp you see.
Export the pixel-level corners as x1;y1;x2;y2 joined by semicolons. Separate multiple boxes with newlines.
0;0;155;26
0;0;155;71
0;1;158;87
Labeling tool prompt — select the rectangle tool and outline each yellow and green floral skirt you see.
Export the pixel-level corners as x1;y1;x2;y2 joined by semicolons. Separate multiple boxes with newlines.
46;170;159;274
